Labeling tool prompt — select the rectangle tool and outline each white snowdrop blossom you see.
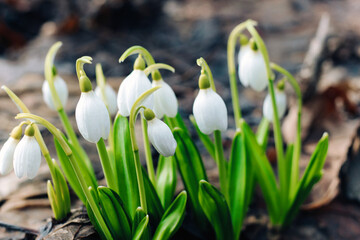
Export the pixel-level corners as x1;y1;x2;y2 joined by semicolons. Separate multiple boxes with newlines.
237;44;251;87
147;118;177;157
152;79;178;118
95;84;118;116
263;90;287;122
76;91;110;143
239;48;268;92
13;126;41;179
117;70;153;116
42;75;69;110
193;87;228;135
0;137;19;175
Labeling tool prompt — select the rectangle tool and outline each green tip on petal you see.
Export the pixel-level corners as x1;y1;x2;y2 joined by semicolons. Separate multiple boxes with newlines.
249;38;258;51
152;70;162;81
79;75;93;92
199;73;210;89
239;34;249;46
134;54;146;70
25;124;35;137
144;108;155;121
10;125;23;139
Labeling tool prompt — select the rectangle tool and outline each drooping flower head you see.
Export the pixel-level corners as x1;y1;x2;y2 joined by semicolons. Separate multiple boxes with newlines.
144;108;177;157
13;124;41;179
239;38;268;92
263;81;287;122
193;72;228;135
152;71;178;119
75;73;110;143
117;55;153;116
0;125;22;175
42;67;69;111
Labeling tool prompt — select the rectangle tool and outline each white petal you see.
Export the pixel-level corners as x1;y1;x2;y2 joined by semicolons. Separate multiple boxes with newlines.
239;49;268;92
76;91;111;143
152;79;178;118
117;70;153;116
95;84;118;116
263;90;287;122
0;137;19;175
193;89;228;135
237;44;251;87
13;136;41;179
42;75;69;110
147;118;177;157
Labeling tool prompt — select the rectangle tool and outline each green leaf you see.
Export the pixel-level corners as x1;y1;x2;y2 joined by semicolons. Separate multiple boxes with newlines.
47;180;61;220
256;117;270;152
113;114;140;218
173;128;209;230
132;207;150;240
228;131;247;239
283;133;329;225
98;187;132;240
132;215;149;240
198;181;234;240
52;161;71;219
241;120;280;224
142;167;164;227
54;138;86;203
285;143;294;191
86;187;107;240
156;155;177;209
153;191;187;240
163;113;190;136
189;115;215;159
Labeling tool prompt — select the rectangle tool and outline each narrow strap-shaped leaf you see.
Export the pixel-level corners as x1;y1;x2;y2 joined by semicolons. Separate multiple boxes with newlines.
256;117;270;152
173;128;209;230
153;191;187;240
54;138;86;203
132;207;150;240
283;133;328;225
285;143;294;195
189;115;215;159
156;155;177;209
86;188;107;240
141;167;164;228
98;187;132;240
132;215;149;240
113;114;140;218
241;120;281;223
163;113;190;136
53;161;71;218
198;181;234;240
47;181;61;220
228;131;247;240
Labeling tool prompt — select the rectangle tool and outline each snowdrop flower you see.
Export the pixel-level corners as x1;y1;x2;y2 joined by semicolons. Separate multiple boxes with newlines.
144;108;177;157
0;125;22;175
95;84;118;116
237;35;251;87
42;75;69;110
263;86;287;122
152;71;178;118
193;73;228;135
13;125;41;179
75;75;110;143
239;39;268;92
117;55;153;116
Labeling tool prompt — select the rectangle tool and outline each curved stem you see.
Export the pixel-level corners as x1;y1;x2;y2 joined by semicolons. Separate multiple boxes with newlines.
227;20;257;129
143;63;175;76
76;56;93;80
197;57;216;91
270;63;302;197
246;23;286;212
141;117;156;186
119;46;155;66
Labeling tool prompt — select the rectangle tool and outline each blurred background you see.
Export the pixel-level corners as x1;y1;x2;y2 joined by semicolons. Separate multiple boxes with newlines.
1;0;360;239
